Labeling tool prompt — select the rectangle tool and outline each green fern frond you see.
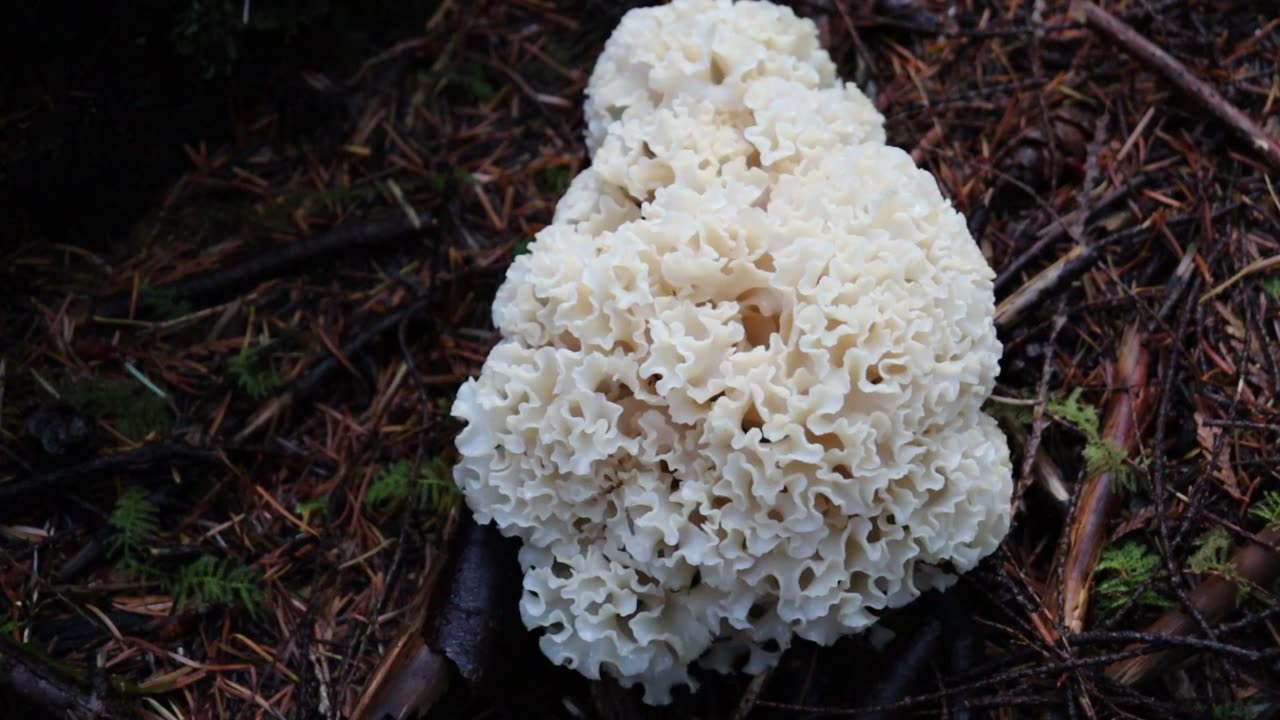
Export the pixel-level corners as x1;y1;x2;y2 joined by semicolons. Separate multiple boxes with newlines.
365;459;459;512
1093;541;1171;614
107;488;160;566
1248;490;1280;532
230;342;281;399
170;555;262;616
365;461;411;508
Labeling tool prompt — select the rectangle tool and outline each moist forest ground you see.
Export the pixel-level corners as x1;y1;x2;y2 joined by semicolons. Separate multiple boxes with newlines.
1;1;1278;718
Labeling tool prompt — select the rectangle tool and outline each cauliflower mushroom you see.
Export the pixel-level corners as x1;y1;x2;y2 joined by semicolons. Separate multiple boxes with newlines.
452;0;1012;704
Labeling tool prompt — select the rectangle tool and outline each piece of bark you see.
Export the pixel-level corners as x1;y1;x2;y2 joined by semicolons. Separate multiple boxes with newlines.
349;633;452;720
425;515;523;687
0;639;131;720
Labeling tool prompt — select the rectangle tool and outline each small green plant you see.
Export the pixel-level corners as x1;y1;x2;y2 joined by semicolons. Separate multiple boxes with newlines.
537;166;571;195
512;238;532;257
61;378;170;441
0;617;19;637
1187;526;1251;599
106;488;161;568
1093;541;1171;614
990;399;1035;426
294;496;329;524
1047;388;1141;491
171;555;263;616
1188;526;1234;574
140;283;192;320
229;342;281;399
365;458;459;512
444;66;497;102
1263;276;1280;301
1213;701;1259;720
1248;490;1280;532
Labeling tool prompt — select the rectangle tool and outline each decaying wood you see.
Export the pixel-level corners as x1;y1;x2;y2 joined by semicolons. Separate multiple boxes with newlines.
0;639;131;720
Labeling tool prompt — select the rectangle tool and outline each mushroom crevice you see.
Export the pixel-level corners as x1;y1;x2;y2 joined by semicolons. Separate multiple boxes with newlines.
452;0;1012;703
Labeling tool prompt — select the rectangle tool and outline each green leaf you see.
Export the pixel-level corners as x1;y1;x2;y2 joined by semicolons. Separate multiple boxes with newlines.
294;497;328;524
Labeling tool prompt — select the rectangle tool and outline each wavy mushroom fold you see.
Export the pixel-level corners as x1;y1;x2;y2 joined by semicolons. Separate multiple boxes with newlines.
452;0;1013;703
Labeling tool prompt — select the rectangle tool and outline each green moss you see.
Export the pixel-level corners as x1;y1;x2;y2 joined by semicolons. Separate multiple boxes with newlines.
1093;541;1171;614
1047;388;1143;492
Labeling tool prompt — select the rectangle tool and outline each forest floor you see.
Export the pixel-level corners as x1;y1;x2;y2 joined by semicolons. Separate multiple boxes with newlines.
1;1;1278;718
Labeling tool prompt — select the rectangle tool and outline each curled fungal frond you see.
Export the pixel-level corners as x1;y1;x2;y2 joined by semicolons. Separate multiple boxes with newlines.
452;0;1012;704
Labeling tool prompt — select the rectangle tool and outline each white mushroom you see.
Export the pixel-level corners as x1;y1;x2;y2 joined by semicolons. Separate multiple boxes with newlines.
452;0;1012;704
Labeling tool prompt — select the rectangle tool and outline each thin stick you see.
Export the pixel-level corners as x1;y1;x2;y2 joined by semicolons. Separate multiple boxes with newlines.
1072;0;1280;171
94;210;431;319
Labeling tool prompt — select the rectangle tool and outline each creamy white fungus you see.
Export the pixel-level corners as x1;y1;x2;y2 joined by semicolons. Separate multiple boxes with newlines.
452;0;1012;703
